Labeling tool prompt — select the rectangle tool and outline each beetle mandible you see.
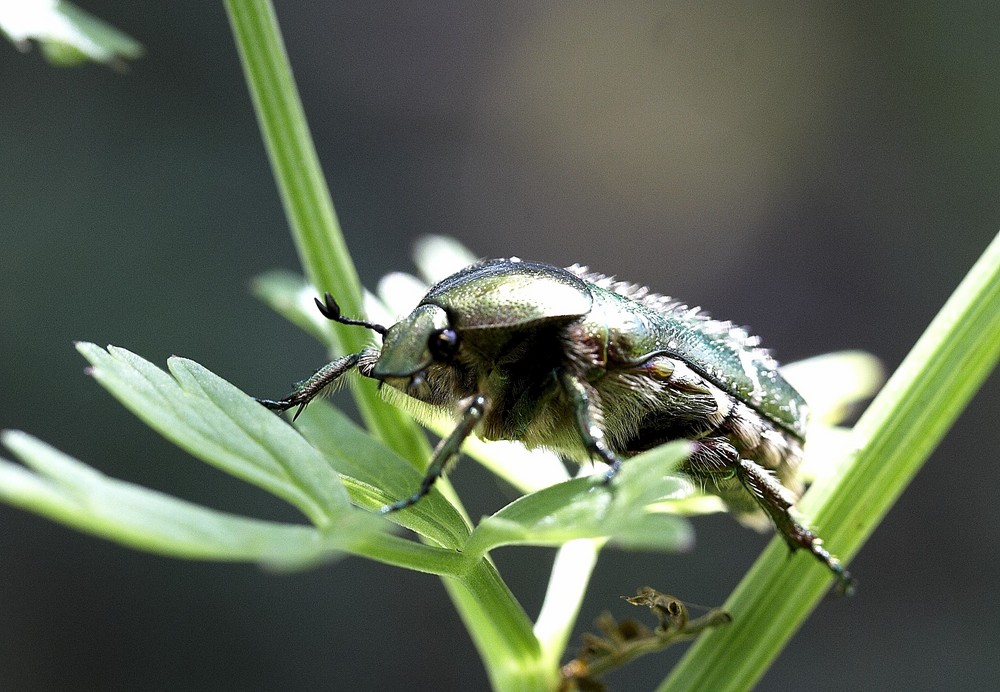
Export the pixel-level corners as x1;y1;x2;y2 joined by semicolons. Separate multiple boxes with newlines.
258;258;853;593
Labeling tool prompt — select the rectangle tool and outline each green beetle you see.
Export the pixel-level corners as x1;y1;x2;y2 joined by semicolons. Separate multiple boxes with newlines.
259;258;853;593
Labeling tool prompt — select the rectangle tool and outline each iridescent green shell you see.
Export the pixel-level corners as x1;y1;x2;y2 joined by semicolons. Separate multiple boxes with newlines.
415;258;808;439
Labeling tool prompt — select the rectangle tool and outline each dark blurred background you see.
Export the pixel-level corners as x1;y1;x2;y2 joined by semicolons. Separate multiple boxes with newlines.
1;2;998;690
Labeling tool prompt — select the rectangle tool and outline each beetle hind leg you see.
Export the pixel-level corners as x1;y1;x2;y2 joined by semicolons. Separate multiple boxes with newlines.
734;457;855;594
687;438;855;595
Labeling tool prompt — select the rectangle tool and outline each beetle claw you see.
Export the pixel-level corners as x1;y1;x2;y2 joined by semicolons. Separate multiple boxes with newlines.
313;292;389;335
315;293;342;321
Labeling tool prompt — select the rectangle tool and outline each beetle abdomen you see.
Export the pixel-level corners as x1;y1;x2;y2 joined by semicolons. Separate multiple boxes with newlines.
569;266;809;440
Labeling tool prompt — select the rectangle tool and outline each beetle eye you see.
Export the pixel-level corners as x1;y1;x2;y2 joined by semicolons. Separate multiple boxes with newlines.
428;328;460;361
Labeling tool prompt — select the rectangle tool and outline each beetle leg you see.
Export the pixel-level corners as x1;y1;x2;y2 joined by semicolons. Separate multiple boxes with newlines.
256;352;361;420
734;456;855;594
379;394;487;514
687;438;855;594
559;373;623;481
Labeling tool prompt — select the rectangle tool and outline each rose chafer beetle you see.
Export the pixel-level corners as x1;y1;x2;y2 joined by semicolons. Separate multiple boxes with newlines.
259;258;853;593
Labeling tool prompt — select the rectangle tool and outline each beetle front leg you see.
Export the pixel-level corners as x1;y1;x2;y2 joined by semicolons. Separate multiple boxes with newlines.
256;352;361;420
379;394;487;514
560;373;623;481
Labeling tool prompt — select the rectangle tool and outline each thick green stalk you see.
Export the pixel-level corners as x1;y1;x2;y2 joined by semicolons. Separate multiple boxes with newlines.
664;229;1000;691
349;533;547;688
449;563;551;691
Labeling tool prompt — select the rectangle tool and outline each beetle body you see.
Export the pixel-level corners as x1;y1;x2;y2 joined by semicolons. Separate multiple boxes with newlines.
260;258;852;592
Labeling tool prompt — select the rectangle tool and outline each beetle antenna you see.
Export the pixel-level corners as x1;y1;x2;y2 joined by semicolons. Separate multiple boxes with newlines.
315;293;389;336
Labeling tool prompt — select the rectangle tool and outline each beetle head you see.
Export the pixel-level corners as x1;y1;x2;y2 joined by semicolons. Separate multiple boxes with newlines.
368;303;470;406
373;304;450;378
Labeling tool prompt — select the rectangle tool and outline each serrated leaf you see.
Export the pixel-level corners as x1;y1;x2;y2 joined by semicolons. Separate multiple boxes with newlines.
467;442;695;556
77;342;349;527
0;431;385;569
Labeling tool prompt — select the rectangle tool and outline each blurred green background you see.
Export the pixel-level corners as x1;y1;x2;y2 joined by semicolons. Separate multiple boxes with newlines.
1;2;997;689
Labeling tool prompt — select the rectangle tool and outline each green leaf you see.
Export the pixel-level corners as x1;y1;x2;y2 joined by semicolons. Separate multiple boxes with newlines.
292;401;472;550
467;442;694;556
77;342;350;528
0;0;143;68
0;430;381;569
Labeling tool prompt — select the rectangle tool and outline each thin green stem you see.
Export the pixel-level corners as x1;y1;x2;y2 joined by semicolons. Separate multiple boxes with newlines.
347;532;467;575
223;4;545;688
223;1;358;330
663;229;1000;691
223;0;428;464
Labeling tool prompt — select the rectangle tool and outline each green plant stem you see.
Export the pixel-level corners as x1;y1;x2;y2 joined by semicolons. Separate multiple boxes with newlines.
351;532;547;689
223;0;427;464
223;3;545;688
347;532;467;575
223;1;357;330
447;564;551;691
664;229;1000;691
